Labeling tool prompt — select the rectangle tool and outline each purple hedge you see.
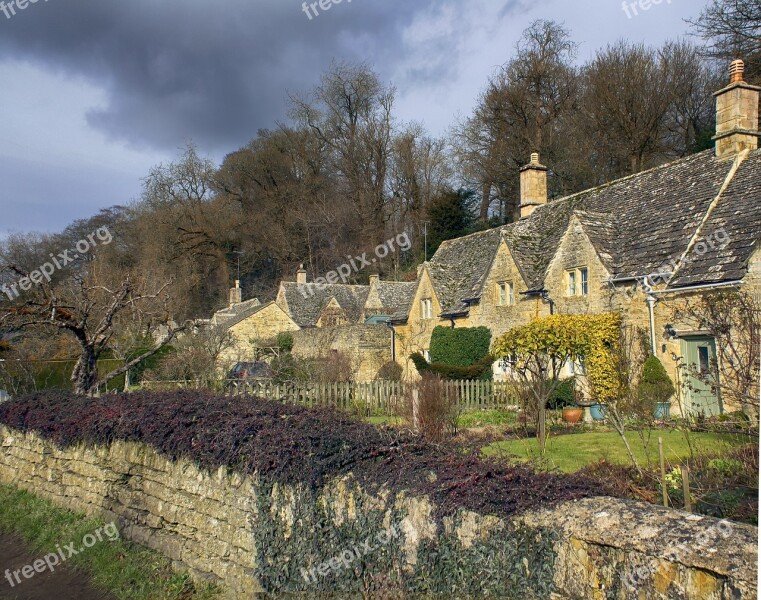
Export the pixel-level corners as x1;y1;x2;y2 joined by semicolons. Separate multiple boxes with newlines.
0;390;607;518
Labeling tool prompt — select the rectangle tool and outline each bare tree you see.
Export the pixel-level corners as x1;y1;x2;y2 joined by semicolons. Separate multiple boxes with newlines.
689;0;761;82
0;262;186;396
453;20;579;223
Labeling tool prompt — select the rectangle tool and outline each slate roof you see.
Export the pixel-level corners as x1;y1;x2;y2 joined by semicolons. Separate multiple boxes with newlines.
373;281;417;319
428;149;761;317
281;283;370;328
212;298;264;329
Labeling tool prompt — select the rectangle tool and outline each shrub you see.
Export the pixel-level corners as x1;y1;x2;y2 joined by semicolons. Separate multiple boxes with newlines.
409;352;493;381
0;390;604;520
429;326;492;367
546;378;576;410
401;373;458;442
637;355;675;408
311;351;354;383
275;332;295;353
376;361;403;381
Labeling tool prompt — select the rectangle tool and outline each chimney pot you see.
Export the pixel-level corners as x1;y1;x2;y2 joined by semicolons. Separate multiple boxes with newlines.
729;59;745;84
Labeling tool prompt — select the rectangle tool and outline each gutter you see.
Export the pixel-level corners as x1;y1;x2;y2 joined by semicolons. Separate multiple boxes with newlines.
651;280;743;295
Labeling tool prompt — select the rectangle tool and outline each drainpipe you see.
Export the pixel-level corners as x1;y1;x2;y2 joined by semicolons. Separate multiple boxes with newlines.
385;320;396;362
641;277;658;355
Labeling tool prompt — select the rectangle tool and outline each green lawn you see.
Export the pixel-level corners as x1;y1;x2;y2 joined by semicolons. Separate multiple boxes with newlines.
0;485;219;599
482;430;751;473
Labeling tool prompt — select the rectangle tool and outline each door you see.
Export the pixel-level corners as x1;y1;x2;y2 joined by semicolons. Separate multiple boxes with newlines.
680;336;722;416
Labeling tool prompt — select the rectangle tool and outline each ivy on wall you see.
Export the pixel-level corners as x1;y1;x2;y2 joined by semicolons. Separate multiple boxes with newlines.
252;478;559;598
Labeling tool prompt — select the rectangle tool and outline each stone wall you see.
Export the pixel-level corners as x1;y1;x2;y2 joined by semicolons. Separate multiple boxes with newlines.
291;325;392;382
0;426;756;599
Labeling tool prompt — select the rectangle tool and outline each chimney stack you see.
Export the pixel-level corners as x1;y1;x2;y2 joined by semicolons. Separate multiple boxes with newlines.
296;264;307;285
369;274;380;286
713;59;760;159
520;152;548;219
229;280;242;306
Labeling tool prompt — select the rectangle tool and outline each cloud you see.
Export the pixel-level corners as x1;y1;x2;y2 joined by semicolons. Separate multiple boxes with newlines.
0;0;459;152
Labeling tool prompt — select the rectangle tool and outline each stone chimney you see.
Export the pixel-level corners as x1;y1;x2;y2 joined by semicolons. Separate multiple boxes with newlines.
296;264;307;285
369;274;380;286
520;153;548;219
228;280;242;306
713;59;760;159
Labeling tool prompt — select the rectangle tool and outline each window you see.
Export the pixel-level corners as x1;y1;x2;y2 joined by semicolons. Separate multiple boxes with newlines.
698;346;710;374
567;270;576;296
497;282;514;306
421;298;433;320
566;267;589;296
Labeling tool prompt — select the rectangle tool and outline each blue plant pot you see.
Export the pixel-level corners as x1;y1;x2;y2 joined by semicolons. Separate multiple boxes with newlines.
654;402;671;419
590;403;607;421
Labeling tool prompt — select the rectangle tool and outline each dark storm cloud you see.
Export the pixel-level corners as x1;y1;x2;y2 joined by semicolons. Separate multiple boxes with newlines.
0;0;520;153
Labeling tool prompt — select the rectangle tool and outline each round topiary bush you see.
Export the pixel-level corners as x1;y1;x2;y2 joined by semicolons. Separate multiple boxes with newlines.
637;355;675;408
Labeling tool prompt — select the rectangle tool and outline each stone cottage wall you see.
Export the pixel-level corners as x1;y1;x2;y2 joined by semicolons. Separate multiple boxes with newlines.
0;426;756;599
291;325;392;382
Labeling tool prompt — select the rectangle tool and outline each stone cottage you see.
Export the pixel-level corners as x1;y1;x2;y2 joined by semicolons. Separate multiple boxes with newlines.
213;60;760;411
392;60;761;415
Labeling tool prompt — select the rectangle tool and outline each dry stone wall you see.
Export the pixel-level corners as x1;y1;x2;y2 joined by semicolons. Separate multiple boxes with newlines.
0;426;756;599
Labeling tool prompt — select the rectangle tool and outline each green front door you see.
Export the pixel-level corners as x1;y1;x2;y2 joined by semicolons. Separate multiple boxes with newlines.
680;336;722;416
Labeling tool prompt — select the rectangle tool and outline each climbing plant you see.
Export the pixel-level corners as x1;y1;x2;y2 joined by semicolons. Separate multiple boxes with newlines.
492;313;623;454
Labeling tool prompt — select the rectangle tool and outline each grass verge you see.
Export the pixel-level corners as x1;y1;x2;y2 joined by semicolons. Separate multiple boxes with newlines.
0;484;219;600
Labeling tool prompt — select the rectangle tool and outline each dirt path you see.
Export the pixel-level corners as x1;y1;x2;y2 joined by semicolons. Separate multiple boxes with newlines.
0;533;115;600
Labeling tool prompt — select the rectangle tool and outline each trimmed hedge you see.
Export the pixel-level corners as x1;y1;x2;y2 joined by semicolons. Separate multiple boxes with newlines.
429;326;491;367
0;390;605;520
410;352;494;381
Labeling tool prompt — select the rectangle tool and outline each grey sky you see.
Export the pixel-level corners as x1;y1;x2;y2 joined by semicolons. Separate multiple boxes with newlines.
0;0;708;236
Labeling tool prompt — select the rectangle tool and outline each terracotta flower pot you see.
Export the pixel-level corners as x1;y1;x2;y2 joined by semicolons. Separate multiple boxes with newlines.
562;407;583;424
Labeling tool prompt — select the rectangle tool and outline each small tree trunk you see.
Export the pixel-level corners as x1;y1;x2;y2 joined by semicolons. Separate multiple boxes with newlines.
538;403;547;456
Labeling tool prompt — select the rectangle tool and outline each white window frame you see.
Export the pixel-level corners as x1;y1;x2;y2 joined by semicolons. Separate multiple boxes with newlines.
421;298;433;320
567;270;576;296
580;268;589;296
497;281;515;306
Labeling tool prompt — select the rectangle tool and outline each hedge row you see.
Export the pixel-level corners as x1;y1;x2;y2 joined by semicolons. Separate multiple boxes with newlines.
0;391;605;519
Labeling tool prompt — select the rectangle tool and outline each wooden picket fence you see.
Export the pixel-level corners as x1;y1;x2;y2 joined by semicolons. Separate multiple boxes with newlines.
222;379;518;415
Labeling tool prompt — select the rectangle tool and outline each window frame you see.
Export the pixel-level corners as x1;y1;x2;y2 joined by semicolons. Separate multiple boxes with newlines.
497;281;515;306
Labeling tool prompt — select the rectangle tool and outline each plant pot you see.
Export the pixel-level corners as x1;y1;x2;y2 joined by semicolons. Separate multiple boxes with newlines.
654;402;671;419
589;403;607;421
562;407;583;424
